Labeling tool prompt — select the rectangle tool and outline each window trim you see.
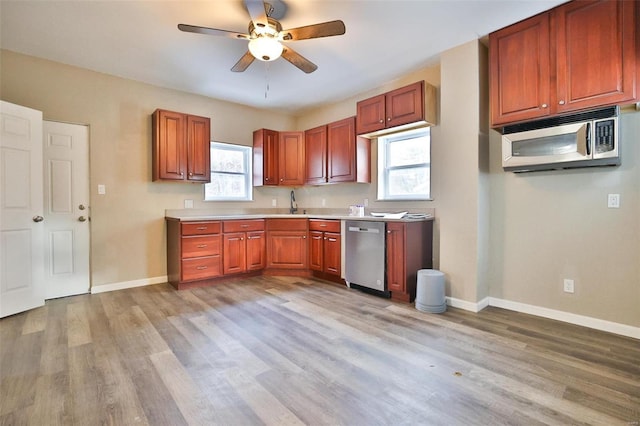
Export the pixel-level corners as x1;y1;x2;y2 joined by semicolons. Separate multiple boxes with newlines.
377;127;431;201
204;141;253;202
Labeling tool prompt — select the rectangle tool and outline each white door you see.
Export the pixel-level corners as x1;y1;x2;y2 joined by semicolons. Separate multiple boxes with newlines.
0;101;45;318
43;121;90;299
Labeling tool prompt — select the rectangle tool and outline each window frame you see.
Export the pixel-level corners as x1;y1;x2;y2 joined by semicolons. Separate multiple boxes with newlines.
204;141;253;202
377;127;431;201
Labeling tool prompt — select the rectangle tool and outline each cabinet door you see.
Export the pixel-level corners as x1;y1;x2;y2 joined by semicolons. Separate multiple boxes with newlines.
246;231;266;271
309;230;323;271
555;0;637;113
153;109;186;181
253;129;279;186
356;94;386;135
489;13;551;126
267;231;308;269
223;232;246;274
327;117;356;183
278;131;305;186
385;81;424;129
186;115;211;182
323;232;341;276
305;125;327;184
386;222;405;293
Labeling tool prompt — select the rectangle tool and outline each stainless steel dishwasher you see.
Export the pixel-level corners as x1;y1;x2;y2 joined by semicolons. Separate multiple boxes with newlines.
345;220;387;295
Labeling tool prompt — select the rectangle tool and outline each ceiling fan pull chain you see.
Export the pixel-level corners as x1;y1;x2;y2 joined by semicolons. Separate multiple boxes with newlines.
264;62;270;99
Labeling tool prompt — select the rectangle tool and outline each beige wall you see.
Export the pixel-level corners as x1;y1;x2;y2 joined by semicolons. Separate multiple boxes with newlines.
3;42;638;329
488;110;640;327
1;50;295;288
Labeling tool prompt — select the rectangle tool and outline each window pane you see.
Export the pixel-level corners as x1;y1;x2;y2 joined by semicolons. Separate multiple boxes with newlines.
387;136;430;167
205;173;247;198
211;148;245;173
388;167;430;197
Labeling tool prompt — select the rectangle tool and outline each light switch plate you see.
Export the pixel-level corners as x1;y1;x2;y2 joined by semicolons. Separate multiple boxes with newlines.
184;199;194;209
607;193;620;208
97;184;106;195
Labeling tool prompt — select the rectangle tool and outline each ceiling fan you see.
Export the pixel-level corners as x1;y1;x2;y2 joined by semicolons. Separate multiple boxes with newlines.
178;0;346;74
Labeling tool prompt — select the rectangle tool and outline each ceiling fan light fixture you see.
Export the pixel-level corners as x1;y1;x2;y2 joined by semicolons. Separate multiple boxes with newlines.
248;36;283;61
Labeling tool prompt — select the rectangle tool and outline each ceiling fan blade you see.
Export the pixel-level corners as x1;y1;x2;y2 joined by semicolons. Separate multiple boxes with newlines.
281;20;346;41
281;46;317;73
231;51;255;72
244;0;269;29
178;24;249;40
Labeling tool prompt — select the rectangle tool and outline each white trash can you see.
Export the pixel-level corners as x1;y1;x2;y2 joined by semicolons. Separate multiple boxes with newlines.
415;269;446;313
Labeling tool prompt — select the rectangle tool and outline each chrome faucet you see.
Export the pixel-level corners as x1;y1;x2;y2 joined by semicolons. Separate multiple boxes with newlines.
290;190;298;214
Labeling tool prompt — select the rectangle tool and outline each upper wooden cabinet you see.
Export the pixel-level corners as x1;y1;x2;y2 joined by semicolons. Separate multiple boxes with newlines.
253;129;304;186
490;0;637;127
356;81;437;137
278;131;305;186
253;128;279;186
305;117;370;185
152;109;210;182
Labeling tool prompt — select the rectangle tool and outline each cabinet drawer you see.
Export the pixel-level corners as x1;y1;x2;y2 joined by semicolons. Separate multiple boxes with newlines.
182;235;221;258
182;255;222;281
309;219;340;233
266;218;308;231
182;221;221;236
223;219;265;233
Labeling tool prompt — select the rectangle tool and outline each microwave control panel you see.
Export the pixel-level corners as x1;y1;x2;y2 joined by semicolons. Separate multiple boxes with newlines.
594;119;615;153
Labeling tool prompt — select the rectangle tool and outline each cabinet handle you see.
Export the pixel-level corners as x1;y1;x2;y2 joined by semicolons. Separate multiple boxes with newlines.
241;224;249;228
196;227;207;230
541;103;548;108
196;266;208;270
197;244;207;248
558;100;565;105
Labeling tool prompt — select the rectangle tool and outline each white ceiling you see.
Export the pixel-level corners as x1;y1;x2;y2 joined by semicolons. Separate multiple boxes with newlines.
1;0;565;115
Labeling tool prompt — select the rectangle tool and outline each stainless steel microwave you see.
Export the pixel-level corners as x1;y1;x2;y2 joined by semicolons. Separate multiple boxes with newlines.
502;107;620;172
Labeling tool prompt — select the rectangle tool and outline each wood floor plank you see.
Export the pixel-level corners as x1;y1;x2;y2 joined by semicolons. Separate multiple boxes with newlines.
1;277;638;425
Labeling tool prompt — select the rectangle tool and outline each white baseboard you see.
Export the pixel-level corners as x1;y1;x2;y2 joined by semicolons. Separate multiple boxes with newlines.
446;296;490;313
90;275;167;294
447;295;639;340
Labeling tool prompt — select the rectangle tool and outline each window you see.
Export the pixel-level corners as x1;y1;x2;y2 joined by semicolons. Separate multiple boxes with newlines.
377;127;431;200
204;142;252;201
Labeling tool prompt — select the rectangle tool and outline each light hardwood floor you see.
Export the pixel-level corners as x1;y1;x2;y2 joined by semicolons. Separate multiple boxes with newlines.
1;275;638;425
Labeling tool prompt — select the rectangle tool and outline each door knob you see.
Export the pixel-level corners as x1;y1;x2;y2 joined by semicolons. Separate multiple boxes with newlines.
79;204;86;210
32;215;44;223
78;216;87;222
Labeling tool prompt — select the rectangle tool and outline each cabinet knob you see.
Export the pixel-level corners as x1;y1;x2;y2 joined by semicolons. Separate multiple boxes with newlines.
188;172;193;177
387;117;391;121
558;100;565;105
379;119;384;123
302;235;306;239
541;103;548;108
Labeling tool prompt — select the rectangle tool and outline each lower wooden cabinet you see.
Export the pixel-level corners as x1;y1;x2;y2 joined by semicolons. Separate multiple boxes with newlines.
386;220;433;302
167;219;223;288
309;219;341;277
265;218;308;271
223;220;266;275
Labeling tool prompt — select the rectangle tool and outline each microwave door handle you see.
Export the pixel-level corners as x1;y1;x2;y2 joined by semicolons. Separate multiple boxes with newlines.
585;122;591;157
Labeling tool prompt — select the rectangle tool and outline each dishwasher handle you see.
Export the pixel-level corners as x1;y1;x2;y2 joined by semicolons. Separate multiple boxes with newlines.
348;226;381;233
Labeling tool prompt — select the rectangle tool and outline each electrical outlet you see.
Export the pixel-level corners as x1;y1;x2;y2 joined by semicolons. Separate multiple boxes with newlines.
184;199;194;209
563;279;575;294
97;184;106;195
321;199;326;207
271;199;277;207
607;193;620;208
364;198;369;207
